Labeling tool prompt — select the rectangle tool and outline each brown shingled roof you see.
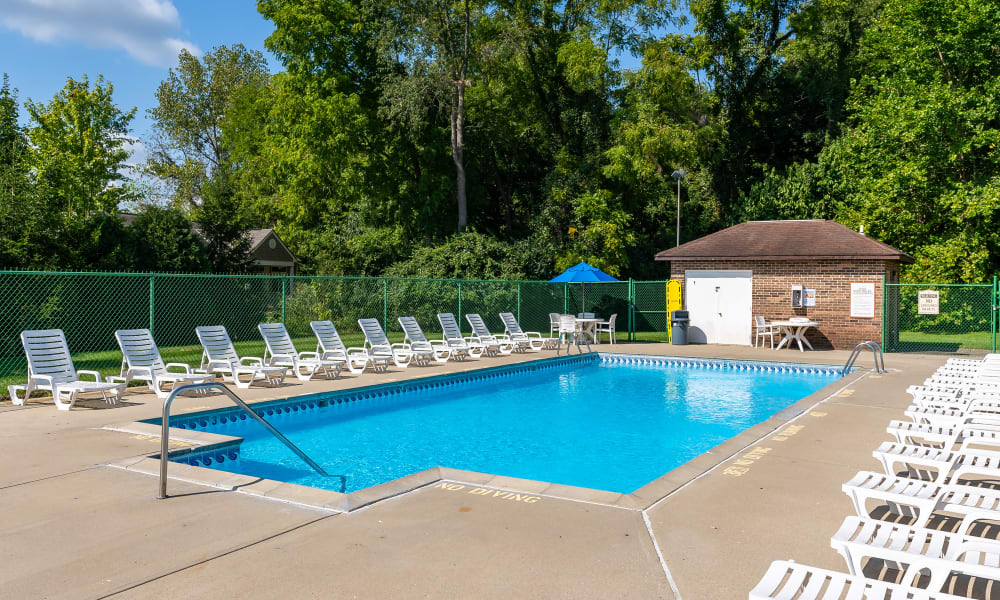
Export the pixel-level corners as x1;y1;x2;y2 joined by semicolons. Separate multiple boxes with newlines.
654;220;914;263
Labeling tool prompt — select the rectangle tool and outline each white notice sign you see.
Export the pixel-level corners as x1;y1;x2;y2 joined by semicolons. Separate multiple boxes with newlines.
850;282;876;318
918;290;940;315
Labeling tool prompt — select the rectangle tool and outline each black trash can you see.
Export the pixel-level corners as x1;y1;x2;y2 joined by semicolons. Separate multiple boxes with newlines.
671;310;690;345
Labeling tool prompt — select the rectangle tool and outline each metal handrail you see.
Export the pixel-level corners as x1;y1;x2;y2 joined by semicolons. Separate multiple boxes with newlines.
842;341;886;375
158;382;330;499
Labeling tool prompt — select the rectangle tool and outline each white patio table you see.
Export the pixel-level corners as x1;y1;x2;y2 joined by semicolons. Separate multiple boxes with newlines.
772;320;820;352
574;317;602;344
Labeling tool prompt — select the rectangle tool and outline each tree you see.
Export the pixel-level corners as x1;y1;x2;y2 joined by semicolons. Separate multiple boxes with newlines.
0;74;47;267
26;75;136;218
146;44;270;208
128;204;209;272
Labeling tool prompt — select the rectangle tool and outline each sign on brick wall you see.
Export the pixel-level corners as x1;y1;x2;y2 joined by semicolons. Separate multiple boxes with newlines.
850;282;875;318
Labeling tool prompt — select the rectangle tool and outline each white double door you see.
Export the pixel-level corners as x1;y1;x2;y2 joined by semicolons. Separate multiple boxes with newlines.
684;270;753;345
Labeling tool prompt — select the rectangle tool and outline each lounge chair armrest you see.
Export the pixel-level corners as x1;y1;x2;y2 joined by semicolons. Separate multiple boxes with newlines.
76;370;103;382
31;374;55;385
346;346;368;355
269;353;296;364
320;350;347;361
522;331;543;339
298;351;321;360
126;366;154;379
391;343;411;351
240;356;264;366
165;363;193;373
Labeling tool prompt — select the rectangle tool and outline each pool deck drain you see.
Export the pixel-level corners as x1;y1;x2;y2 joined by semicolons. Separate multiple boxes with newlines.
0;344;966;599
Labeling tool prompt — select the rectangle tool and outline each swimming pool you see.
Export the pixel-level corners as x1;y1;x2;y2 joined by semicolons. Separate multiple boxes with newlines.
165;354;843;495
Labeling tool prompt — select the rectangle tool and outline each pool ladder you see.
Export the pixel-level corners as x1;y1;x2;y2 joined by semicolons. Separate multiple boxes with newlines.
842;341;886;375
157;381;335;499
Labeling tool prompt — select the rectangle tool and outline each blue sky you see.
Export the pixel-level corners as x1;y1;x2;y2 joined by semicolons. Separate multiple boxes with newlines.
0;0;281;144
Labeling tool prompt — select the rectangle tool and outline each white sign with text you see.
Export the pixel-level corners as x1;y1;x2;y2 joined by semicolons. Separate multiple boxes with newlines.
850;282;876;318
918;290;940;315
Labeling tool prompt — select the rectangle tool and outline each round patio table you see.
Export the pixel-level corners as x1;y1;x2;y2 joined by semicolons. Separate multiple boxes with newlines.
772;320;820;352
574;317;602;344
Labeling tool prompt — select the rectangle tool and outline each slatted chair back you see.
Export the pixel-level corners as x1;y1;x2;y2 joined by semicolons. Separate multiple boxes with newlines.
499;312;523;336
465;314;493;339
437;313;464;341
21;329;78;385
398;316;429;344
258;323;299;359
559;315;577;335
358;318;392;348
310;320;347;354
195;326;239;365
115;329;168;375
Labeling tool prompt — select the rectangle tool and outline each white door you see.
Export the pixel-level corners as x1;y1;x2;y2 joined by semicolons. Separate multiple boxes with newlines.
684;270;753;345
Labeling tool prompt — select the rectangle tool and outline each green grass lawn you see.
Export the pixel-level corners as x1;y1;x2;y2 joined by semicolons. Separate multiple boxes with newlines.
895;330;991;351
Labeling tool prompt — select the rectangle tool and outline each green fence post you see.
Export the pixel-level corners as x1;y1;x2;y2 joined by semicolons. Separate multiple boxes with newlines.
563;283;568;313
458;281;463;323
281;276;287;324
383;278;389;330
148;275;155;336
627;278;633;343
990;275;1000;353
516;282;521;322
880;275;885;350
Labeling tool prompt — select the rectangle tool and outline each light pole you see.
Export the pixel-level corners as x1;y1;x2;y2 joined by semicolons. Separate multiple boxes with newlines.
670;169;687;247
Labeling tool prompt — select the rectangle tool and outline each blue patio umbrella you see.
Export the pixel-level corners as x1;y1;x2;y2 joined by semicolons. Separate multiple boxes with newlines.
549;262;620;313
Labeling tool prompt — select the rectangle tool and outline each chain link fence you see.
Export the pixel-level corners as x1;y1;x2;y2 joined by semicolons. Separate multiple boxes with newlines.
0;270;671;399
883;282;996;353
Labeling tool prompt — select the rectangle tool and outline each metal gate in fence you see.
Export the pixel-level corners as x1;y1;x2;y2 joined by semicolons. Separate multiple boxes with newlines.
882;279;997;353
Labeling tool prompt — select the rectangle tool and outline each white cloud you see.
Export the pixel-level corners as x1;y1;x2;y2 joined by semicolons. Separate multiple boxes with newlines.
0;0;201;67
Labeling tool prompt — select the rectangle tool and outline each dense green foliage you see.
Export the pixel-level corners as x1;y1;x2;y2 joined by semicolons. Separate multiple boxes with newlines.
2;0;999;282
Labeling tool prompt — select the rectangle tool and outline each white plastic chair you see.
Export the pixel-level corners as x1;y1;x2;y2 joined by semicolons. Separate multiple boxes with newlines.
258;323;344;380
436;313;483;359
751;560;967;600
831;516;1000;593
115;329;214;399
465;314;514;356
310;320;386;374
8;329;125;410
398;316;451;364
548;313;561;338
358;318;412;368
753;316;776;348
499;312;554;352
557;314;589;355
595;314;617;344
196;326;286;388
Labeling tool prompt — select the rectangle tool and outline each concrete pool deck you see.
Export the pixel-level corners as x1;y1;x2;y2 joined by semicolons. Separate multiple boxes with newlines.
0;343;982;598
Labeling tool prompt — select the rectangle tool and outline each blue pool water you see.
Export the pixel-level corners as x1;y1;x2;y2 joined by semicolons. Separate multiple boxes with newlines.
177;357;841;494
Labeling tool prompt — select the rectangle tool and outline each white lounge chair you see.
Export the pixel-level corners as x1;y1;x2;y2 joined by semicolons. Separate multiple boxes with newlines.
398;316;451;364
437;313;484;359
465;314;513;356
831;516;1000;593
499;312;555;352
258;323;344;380
358;318;412;368
750;560;967;600
115;329;214;399
310;320;387;374
842;471;1000;533
888;419;1000;452
873;441;1000;484
8;329;125;410
903;403;1000;429
195;326;286;389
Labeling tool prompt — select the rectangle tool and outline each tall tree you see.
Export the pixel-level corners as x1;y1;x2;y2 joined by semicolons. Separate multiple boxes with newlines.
26;75;136;217
146;44;270;209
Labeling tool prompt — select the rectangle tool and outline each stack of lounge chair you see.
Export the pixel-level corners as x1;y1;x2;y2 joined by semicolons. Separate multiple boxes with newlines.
752;354;1000;599
8;313;558;410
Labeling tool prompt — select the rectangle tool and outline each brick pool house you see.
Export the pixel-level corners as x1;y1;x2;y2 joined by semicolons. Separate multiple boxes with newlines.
654;220;914;349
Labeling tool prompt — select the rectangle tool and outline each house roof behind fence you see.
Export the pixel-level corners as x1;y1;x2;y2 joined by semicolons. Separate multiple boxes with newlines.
654;220;915;263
